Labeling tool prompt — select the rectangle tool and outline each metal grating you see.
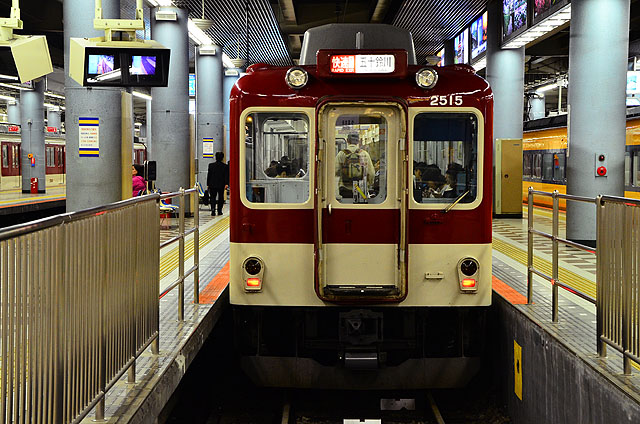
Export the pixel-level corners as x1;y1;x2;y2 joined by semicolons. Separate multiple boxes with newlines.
174;0;293;66
393;0;488;64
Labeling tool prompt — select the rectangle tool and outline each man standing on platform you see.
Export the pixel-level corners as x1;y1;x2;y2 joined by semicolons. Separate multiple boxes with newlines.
207;152;229;216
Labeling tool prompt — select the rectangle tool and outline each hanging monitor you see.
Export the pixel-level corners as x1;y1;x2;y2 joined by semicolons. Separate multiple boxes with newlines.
502;0;528;43
471;11;488;61
454;29;468;65
69;38;170;87
533;0;569;25
0;35;53;83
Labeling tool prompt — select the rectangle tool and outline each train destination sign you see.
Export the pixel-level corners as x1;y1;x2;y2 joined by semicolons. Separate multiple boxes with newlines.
330;54;395;74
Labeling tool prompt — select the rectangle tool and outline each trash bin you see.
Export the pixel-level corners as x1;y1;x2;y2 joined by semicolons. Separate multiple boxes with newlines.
30;177;38;194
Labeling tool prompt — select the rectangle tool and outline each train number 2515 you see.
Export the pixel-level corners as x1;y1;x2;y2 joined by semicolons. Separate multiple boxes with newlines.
430;95;463;106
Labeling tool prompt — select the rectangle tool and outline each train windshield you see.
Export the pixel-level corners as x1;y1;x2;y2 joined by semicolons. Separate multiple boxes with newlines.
333;114;387;204
412;113;478;204
244;112;310;204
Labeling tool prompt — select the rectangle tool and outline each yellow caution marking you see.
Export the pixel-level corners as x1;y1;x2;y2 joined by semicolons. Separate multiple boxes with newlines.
492;238;596;299
160;217;229;279
514;340;523;400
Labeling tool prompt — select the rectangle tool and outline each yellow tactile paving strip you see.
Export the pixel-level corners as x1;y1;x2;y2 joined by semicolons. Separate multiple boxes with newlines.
492;237;596;299
159;216;229;280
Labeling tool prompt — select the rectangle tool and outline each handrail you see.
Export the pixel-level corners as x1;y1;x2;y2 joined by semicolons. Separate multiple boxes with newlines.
527;187;640;376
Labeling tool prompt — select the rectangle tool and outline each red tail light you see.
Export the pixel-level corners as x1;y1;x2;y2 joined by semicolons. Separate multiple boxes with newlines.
246;278;261;288
461;278;476;288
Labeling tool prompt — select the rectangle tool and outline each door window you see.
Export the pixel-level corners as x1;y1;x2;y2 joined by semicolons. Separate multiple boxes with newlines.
333;115;387;204
412;113;478;204
1;144;7;168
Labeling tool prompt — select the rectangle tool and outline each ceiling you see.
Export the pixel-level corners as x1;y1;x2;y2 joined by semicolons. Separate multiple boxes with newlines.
2;0;640;119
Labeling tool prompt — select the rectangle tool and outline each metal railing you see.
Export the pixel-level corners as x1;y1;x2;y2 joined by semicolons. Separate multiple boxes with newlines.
0;194;160;423
527;188;640;375
527;189;598;320
158;187;200;320
597;194;640;375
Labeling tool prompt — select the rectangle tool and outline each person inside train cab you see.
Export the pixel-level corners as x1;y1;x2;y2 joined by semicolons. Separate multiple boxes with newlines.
132;164;146;197
335;132;375;199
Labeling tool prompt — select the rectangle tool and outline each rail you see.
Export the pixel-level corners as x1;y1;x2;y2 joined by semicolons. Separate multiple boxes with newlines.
158;187;201;319
527;188;640;375
0;194;160;423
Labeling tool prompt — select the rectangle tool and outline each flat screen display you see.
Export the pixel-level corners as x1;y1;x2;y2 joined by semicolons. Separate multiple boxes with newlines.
131;55;157;76
88;54;115;75
471;11;488;60
503;0;528;40
627;71;640;95
436;49;444;67
189;73;196;96
534;0;569;24
454;29;468;64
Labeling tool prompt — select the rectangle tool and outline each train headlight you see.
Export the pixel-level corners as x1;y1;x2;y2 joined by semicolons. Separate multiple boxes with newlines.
285;67;309;89
416;67;438;89
242;257;265;292
457;257;479;293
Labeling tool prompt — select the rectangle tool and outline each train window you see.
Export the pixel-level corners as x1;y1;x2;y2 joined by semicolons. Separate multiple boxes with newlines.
625;152;631;186
2;144;7;168
12;145;18;168
542;153;553;181
412;113;477;204
532;154;542;180
523;153;532;178
552;152;565;182
46;147;53;167
634;151;640;187
334;115;387;204
244;112;310;204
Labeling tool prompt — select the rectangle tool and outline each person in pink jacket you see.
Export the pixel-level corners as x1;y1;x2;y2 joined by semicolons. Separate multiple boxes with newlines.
132;164;146;197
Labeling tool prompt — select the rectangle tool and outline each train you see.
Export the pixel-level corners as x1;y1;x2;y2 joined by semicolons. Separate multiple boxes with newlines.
228;24;493;389
0;124;147;192
522;114;640;208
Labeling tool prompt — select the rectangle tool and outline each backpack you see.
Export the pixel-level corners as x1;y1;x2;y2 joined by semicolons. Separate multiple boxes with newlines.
340;149;363;183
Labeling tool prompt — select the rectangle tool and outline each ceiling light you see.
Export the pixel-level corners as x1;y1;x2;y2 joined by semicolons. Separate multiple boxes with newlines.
0;74;19;81
536;83;558;93
222;53;235;68
132;91;152;101
188;19;213;46
504;4;571;50
0;94;15;101
0;82;30;90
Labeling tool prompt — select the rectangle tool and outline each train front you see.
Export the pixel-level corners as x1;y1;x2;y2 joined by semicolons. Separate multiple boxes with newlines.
229;24;493;389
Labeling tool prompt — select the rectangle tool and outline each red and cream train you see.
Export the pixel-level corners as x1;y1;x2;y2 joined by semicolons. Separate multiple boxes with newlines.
228;24;493;389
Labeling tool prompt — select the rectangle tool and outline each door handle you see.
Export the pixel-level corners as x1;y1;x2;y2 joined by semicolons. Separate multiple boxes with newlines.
328;203;332;215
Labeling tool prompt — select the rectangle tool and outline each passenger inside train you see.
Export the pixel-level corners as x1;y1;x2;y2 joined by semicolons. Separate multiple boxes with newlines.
412;112;478;204
335;132;375;201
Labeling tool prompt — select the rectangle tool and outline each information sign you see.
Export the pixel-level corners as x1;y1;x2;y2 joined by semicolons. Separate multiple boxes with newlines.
330;55;395;74
79;117;100;157
203;138;214;158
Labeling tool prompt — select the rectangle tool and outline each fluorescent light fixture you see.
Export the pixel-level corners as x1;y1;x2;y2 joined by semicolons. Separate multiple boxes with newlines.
45;92;65;100
132;91;153;101
44;103;60;110
0;82;30;90
188;19;213;46
472;57;486;72
155;9;177;20
147;0;159;6
0;94;15;101
536;83;558;93
157;0;173;5
199;45;217;55
222;53;235;69
0;74;19;81
504;4;571;49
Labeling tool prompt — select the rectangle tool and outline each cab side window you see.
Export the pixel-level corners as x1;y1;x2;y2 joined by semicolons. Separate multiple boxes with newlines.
244;113;310;204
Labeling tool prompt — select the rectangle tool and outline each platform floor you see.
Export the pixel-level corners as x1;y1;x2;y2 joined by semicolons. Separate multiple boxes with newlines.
86;204;640;422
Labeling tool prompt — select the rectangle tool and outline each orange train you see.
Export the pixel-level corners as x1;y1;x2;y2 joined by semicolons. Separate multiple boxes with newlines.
522;116;640;208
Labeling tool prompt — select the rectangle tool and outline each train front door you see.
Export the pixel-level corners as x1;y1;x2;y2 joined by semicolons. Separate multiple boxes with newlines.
316;104;407;301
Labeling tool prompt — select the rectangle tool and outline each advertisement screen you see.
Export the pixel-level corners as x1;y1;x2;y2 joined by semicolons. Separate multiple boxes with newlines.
534;0;568;24
189;73;196;96
471;12;488;60
131;55;157;76
436;49;444;67
454;29;468;64
627;71;640;95
503;0;528;40
88;55;114;75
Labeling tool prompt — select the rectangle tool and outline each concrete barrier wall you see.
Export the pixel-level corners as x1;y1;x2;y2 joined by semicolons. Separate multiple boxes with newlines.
491;294;640;423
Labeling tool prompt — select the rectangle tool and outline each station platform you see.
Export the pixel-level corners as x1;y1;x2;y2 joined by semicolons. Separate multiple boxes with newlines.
75;204;640;423
0;186;66;216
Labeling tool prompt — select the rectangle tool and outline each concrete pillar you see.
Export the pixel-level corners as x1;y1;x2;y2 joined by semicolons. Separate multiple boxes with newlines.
150;7;190;193
47;108;62;131
196;45;223;185
486;0;525;141
528;93;545;120
223;68;242;156
7;100;19;125
444;39;455;67
64;0;123;211
20;78;45;193
566;0;630;245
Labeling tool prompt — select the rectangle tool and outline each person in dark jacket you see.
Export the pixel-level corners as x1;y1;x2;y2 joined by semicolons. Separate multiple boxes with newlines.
207;152;229;216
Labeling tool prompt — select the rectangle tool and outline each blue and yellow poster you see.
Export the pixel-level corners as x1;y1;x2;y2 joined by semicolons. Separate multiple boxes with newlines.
79;117;99;157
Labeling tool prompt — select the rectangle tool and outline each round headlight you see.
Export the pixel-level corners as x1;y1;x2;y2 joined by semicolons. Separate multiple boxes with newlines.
244;258;262;275
286;67;309;89
460;259;479;276
416;67;438;89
